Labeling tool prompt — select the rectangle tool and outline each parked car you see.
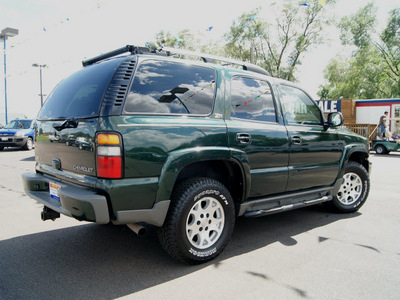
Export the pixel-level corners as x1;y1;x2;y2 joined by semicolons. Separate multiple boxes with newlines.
76;137;93;151
372;139;399;154
0;119;34;151
22;46;371;264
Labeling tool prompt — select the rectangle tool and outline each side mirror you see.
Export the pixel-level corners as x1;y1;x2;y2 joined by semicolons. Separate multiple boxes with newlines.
327;112;344;128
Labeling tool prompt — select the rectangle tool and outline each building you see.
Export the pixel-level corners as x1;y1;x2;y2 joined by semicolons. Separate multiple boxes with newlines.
317;98;400;139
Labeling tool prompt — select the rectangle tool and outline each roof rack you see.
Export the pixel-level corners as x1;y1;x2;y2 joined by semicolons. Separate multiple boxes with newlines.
82;45;150;66
82;45;270;76
162;47;269;76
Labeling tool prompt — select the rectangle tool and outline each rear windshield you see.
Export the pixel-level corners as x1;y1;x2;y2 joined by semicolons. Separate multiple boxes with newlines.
37;58;122;120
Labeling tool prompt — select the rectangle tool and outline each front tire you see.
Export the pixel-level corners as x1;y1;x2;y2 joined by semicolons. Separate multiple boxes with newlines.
158;178;235;264
23;137;34;150
329;161;370;213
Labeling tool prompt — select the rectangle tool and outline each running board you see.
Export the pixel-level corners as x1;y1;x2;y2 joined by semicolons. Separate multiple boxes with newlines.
243;195;332;218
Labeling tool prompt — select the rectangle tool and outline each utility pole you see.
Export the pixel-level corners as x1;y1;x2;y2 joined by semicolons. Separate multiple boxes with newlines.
32;64;47;107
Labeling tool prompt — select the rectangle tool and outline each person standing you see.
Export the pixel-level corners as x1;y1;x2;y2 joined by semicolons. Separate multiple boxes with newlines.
379;111;389;138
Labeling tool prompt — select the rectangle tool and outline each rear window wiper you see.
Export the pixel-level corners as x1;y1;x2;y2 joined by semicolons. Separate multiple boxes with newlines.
52;118;79;131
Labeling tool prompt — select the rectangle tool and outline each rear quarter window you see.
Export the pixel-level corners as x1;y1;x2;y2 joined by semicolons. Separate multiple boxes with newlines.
123;59;216;115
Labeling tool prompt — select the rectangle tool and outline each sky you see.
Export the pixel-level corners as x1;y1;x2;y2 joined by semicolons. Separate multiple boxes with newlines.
0;0;398;124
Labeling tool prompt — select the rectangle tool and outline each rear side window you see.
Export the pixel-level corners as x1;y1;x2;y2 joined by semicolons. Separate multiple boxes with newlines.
230;76;276;122
37;58;122;120
123;60;216;115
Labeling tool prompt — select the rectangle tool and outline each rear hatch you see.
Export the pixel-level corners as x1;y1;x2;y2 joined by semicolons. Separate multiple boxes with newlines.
35;57;124;178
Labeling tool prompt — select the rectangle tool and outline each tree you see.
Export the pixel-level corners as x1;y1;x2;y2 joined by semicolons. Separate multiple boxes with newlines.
319;5;400;99
151;29;199;50
376;8;400;97
319;48;386;99
224;0;336;81
339;2;377;49
149;29;225;57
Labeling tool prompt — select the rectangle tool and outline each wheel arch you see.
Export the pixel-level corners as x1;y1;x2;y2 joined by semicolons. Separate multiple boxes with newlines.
175;160;244;211
347;150;370;173
156;147;246;214
338;145;370;179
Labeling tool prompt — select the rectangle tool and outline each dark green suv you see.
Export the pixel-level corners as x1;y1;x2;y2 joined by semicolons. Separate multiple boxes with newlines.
22;45;371;264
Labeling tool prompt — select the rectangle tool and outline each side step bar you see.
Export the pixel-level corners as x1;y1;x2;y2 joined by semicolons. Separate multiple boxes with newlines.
243;195;332;218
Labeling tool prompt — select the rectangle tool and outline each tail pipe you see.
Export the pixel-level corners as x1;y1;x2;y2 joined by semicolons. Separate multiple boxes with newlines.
127;223;147;236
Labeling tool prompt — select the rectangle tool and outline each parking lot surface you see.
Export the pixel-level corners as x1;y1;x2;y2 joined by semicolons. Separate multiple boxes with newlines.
0;148;399;299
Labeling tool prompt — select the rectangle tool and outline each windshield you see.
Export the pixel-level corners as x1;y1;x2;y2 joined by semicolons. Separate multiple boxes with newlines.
5;120;32;129
37;58;123;120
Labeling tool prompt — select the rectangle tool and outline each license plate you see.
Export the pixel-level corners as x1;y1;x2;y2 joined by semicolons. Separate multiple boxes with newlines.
49;182;61;201
1;137;8;141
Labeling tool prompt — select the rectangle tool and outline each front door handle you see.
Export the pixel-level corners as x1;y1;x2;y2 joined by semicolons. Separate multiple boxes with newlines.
236;133;251;144
290;135;302;145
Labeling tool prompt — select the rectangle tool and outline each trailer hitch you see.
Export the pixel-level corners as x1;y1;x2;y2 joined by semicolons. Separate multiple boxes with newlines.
41;206;60;221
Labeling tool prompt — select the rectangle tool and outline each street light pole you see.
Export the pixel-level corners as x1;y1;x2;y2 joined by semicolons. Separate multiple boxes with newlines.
32;64;47;107
2;36;7;124
1;27;18;125
39;65;43;107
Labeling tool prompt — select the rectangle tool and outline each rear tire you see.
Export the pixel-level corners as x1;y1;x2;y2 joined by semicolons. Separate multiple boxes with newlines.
375;145;387;154
328;161;370;213
158;177;235;264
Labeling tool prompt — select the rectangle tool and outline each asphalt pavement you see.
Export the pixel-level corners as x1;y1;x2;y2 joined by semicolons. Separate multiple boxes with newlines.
0;147;399;300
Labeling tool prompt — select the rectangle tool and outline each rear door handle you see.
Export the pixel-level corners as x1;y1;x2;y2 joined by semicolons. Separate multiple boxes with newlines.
290;136;302;145
236;133;251;144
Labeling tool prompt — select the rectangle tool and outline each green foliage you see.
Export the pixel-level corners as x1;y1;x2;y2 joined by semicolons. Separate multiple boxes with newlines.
319;48;387;99
381;9;400;49
224;0;336;81
319;5;400;99
152;29;200;50
224;9;265;64
377;8;400;96
149;29;225;58
339;2;377;49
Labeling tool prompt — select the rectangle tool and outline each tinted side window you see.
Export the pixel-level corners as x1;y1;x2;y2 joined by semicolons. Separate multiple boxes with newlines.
280;85;322;125
230;77;276;122
123;60;216;115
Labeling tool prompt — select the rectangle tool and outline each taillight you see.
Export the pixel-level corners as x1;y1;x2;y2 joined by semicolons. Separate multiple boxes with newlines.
96;133;123;179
